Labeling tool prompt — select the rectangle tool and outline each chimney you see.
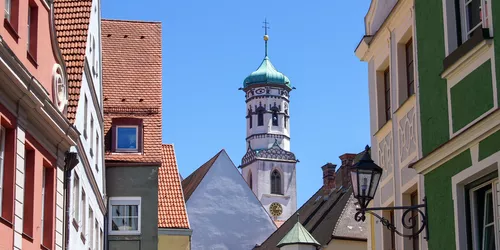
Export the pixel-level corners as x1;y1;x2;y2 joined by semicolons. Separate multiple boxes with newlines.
321;163;337;193
338;153;357;188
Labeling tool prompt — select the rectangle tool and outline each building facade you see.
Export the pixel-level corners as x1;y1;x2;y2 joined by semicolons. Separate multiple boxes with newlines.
54;0;106;249
240;28;298;225
0;0;80;249
412;0;500;249
102;19;163;250
355;0;427;249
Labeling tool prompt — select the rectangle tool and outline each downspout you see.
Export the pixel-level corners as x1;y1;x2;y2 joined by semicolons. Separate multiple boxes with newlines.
63;152;78;250
47;0;73;249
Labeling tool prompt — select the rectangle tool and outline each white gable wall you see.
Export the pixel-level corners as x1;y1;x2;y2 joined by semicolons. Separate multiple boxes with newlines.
68;0;105;249
187;151;277;250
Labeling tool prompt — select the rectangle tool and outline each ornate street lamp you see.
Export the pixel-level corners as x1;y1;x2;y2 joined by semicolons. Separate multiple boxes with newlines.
351;145;429;240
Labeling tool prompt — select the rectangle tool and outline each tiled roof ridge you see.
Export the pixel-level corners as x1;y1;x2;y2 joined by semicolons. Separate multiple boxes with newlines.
163;143;191;229
53;0;93;123
102;18;162;24
158;144;190;229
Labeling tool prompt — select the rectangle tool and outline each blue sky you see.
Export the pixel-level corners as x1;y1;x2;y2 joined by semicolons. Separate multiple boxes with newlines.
102;0;372;207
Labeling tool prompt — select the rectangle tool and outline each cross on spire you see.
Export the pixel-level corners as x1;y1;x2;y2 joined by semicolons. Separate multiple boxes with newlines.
262;18;270;56
262;18;270;35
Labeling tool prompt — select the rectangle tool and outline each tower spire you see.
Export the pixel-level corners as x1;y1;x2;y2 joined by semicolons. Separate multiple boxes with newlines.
262;18;270;57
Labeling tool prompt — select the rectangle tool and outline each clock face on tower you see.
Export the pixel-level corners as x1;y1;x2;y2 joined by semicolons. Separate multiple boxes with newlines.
269;202;283;217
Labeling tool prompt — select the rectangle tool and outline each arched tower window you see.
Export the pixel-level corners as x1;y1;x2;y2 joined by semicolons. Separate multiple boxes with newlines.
257;110;264;126
248;171;253;189
271;170;282;194
272;111;278;126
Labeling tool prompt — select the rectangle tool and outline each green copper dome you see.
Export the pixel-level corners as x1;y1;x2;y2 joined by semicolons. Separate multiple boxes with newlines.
276;219;320;248
243;56;291;89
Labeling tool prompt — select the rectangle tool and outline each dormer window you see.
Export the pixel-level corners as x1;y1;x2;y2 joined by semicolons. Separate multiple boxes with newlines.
111;118;143;153
116;126;138;152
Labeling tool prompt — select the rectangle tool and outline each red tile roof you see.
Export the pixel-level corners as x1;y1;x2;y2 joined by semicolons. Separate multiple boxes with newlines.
102;19;163;164
54;0;93;123
158;144;190;229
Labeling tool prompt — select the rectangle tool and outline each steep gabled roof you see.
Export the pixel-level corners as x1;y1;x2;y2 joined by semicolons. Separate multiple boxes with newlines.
277;219;320;248
158;144;190;229
54;0;93;123
181;150;224;201
255;188;354;249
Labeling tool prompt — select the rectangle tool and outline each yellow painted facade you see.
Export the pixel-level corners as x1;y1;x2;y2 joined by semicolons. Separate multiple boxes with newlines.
158;235;191;250
324;239;366;250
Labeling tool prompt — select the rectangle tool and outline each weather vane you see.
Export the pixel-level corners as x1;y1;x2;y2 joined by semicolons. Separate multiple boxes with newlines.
262;18;270;56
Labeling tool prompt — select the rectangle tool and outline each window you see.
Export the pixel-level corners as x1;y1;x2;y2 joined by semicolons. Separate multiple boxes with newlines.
271;170;282;195
84;96;88;139
81;190;86;241
89;207;93;247
249;112;253;129
257;111;264;126
0;126;5;215
464;0;483;39
272;111;278;126
466;179;498;250
116;126;138;152
95;133;99;171
248;171;253;190
26;2;38;61
41;168;45;240
92;37;96;76
4;0;19;34
109;197;141;235
406;39;414;97
411;192;419;250
23;146;35;237
94;220;98;250
90;115;94;156
99;229;103;250
73;174;80;224
41;167;54;248
384;68;391;122
5;0;11;21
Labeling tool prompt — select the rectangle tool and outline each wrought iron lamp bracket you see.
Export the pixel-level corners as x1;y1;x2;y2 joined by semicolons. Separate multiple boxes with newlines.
355;197;429;241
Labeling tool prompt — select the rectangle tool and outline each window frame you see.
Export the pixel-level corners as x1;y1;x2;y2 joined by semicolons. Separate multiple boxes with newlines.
81;190;86;241
72;174;80;225
257;111;264;127
90;115;94;156
405;39;414;98
272;111;278;126
0;126;5;215
467;179;498;250
4;0;11;21
83;96;88;139
384;68;391;122
271;169;283;195
115;125;139;152
108;197;142;235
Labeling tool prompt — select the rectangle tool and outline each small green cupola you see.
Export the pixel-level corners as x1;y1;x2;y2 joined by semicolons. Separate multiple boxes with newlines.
243;20;291;90
276;214;320;249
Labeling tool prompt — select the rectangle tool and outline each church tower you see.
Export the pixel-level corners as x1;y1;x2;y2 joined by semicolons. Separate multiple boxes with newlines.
240;20;298;225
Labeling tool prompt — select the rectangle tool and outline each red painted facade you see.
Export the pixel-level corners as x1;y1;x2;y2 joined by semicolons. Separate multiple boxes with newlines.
0;0;71;249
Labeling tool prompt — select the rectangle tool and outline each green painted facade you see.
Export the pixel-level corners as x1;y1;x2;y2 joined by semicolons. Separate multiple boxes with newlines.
479;129;500;161
415;0;500;249
450;60;494;132
424;150;472;249
414;0;449;156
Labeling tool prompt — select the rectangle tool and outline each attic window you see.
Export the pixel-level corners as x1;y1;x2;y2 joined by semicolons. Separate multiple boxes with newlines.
111;118;143;153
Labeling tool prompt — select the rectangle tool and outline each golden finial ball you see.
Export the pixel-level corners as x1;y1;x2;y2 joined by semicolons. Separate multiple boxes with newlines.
264;35;269;41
